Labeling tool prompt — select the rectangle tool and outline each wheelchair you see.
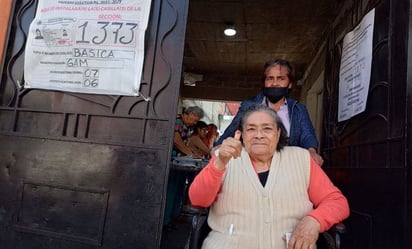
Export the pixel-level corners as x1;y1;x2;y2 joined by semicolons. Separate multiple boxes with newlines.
185;208;346;249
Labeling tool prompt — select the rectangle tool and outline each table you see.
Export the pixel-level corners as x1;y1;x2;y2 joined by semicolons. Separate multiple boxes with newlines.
169;157;209;215
170;157;209;172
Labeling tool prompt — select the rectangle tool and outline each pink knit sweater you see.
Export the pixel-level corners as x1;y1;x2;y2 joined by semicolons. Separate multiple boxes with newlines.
189;148;349;233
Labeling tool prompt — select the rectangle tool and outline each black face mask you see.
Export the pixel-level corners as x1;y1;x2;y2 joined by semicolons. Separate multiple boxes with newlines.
262;87;289;103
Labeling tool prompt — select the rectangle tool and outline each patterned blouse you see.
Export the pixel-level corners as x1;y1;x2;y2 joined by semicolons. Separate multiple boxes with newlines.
172;115;190;157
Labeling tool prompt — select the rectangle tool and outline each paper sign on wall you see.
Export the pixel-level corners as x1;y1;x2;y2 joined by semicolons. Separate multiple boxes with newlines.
338;8;375;122
24;0;151;96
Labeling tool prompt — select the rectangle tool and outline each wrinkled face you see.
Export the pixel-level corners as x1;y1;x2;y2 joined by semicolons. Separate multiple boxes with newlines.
264;65;292;88
242;111;280;157
183;112;200;126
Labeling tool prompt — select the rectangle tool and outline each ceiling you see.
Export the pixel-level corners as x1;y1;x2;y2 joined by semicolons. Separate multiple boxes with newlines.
182;0;340;99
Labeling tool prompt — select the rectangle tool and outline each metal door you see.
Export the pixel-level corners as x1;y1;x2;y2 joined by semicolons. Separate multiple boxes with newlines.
322;0;410;248
0;0;189;248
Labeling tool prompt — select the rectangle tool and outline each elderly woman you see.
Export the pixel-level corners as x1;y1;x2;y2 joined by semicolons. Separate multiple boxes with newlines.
189;104;349;249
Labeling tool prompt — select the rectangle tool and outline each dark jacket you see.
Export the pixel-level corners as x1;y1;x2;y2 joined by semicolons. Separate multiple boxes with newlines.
216;92;319;149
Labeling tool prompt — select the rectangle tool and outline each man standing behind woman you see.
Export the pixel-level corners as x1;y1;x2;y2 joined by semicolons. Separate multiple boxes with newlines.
216;59;323;165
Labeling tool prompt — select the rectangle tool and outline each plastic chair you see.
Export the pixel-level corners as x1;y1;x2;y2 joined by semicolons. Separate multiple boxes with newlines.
186;208;346;249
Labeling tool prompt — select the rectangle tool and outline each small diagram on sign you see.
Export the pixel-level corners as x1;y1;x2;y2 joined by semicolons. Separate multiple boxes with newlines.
35;29;44;39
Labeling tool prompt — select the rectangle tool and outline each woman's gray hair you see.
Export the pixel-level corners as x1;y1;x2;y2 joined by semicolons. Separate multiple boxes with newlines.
183;106;204;119
239;103;288;151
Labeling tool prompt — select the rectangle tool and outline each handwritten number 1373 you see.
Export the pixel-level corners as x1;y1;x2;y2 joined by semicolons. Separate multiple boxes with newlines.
76;21;138;45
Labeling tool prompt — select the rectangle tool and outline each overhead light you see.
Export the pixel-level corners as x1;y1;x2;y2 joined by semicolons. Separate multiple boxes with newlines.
224;24;236;37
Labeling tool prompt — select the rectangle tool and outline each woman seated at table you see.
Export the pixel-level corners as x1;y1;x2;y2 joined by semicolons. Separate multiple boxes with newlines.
189;103;349;249
206;123;219;147
188;121;213;158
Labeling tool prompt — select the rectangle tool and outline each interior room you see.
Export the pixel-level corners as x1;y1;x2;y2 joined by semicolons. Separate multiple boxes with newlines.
178;0;341;141
162;1;342;248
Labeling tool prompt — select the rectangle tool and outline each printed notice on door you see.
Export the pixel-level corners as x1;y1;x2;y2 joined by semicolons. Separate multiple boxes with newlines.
24;0;151;96
338;8;375;122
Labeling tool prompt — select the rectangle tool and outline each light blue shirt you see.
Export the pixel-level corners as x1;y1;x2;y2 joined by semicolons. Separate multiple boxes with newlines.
263;97;291;136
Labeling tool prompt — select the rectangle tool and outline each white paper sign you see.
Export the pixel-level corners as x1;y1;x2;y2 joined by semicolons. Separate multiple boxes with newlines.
24;0;151;96
338;8;375;122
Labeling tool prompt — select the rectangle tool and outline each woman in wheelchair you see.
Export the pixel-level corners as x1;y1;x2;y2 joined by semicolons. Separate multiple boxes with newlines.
188;104;349;249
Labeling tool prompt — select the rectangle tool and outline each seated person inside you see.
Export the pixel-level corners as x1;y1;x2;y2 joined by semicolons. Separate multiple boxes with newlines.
206;123;219;148
188;121;213;158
